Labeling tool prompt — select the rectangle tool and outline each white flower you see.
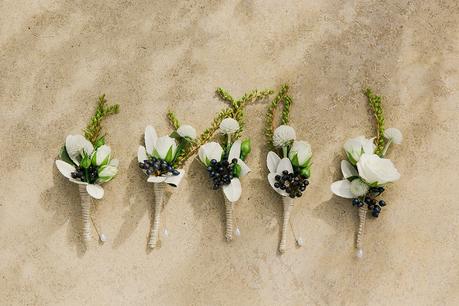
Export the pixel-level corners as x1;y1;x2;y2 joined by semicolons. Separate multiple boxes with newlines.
55;160;105;199
330;160;361;199
98;165;118;183
95;145;111;166
219;118;239;135
343;136;376;164
266;151;293;197
140;125;177;163
198;142;223;165
288;141;312;167
177;124;196;139
137;125;184;187
65;135;94;165
227;140;251;177
357;153;400;185
350;179;369;197
273;125;296;147
384;128;403;144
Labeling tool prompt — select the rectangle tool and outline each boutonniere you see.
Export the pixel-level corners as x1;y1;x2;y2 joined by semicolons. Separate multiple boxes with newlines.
138;112;197;249
55;95;119;244
265;85;312;253
198;87;273;241
330;89;402;258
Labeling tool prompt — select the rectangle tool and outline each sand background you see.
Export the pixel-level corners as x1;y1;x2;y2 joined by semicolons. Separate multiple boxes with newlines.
1;1;458;305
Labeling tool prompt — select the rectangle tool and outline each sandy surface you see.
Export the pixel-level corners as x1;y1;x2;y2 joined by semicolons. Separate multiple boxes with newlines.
1;1;459;305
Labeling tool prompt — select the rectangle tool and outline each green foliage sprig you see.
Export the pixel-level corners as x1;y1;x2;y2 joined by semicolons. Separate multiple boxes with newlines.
364;88;385;156
265;84;292;149
84;95;120;145
174;87;273;168
167;111;181;129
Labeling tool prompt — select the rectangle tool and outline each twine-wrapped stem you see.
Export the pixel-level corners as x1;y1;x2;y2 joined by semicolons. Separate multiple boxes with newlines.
356;205;368;258
148;182;166;249
279;197;294;253
224;197;234;241
78;185;92;242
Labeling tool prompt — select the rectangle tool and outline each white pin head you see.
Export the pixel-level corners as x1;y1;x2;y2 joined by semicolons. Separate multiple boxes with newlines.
235;227;241;237
100;233;108;242
356;248;363;259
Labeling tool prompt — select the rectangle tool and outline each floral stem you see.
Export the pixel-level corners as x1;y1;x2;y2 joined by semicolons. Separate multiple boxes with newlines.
224;196;234;241
381;139;392;157
148;183;166;249
282;146;288;158
79;185;92;242
279;197;294;253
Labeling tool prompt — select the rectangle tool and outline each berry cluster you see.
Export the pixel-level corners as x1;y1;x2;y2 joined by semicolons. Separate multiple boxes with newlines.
71;165;98;184
138;157;180;176
207;158;237;189
274;170;309;198
352;187;386;217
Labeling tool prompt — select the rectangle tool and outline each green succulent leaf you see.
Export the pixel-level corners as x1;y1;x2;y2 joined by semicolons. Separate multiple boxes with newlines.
59;145;75;165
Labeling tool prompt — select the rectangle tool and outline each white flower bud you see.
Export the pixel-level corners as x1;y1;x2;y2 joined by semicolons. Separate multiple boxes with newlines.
219;118;239;135
273;125;296;147
177;124;197;139
384;128;403;144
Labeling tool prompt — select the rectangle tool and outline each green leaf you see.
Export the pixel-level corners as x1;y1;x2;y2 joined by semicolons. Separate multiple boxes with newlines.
233;163;241;178
300;167;310;178
165;146;174;163
80;154;91;169
346;152;357;165
290;154;299;167
91;152;98;166
59;146;74;165
169;131;181;140
94;136;105;149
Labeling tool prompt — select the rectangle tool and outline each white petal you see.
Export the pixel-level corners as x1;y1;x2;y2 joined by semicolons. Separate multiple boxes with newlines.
268;173;288;196
330;180;354;199
145;125;158;155
165;169;185;187
208;142;223;162
237;159;251;177
95;145;111;165
109;159;119;167
228;140;242;161
65;135;83;165
69;178;88;185
223;178;242;202
55;160;76;179
86;184;104;199
137;146;148;163
341;160;358;179
198;146;207;164
147;176;167;183
155;136;176;160
276;158;293;174
267;151;281;173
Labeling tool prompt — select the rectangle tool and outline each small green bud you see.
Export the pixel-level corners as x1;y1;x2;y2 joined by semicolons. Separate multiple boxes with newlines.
233;163;241;177
80;154;91;169
300;167;310;179
241;139;251;157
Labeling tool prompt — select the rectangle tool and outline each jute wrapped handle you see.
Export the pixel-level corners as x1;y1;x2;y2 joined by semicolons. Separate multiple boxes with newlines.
279;197;294;253
224;197;234;241
148;182;166;249
356;205;368;258
78;185;92;242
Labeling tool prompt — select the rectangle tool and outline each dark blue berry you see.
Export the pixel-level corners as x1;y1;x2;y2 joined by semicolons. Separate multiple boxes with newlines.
172;170;180;176
379;200;386;207
210;159;217;165
232;158;238;164
352;198;360;206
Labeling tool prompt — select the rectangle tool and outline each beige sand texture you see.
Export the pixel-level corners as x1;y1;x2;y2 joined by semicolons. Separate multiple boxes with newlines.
1;1;458;305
